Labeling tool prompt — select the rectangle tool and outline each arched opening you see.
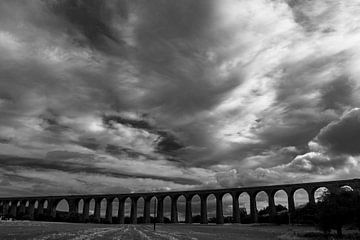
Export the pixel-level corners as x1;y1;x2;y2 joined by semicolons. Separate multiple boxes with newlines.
43;200;48;209
163;196;171;223
238;192;250;223
137;197;144;223
256;191;269;222
78;199;84;214
89;199;95;221
222;193;233;223
274;190;288;211
149;196;156;223
191;195;201;223
177;195;186;223
314;187;329;203
112;198;119;223
9;201;16;218
207;194;216;223
43;200;49;216
100;198;107;219
56;199;69;220
340;185;353;191
124;197;131;223
293;188;309;208
273;190;289;224
24;201;30;218
56;199;69;212
34;201;38;209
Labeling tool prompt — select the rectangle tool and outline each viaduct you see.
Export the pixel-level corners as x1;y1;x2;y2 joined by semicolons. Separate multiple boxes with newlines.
1;178;359;224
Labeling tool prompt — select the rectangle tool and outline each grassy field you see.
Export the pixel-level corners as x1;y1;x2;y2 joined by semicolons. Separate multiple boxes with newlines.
0;221;326;240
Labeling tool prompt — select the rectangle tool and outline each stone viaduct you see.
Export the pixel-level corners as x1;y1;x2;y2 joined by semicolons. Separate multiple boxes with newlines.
1;178;359;224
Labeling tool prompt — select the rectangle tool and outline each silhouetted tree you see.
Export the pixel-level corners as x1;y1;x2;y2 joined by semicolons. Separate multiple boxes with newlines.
258;204;287;215
317;188;359;237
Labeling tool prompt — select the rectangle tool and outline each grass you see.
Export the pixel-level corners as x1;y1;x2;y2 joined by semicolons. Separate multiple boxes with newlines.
0;221;356;240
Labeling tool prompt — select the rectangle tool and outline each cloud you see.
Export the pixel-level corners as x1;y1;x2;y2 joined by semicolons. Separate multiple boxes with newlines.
316;108;360;155
1;0;360;197
279;152;338;174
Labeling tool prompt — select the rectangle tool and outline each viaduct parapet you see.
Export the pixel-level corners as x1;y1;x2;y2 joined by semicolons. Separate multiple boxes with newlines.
1;178;359;224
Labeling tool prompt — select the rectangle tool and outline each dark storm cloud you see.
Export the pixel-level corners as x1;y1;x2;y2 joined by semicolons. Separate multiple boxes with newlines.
155;131;183;153
75;137;100;151
47;0;120;48
316;109;360;155
0;137;11;144
0;154;202;186
105;144;156;160
319;75;355;110
39;109;70;133
130;0;240;117
103;115;153;131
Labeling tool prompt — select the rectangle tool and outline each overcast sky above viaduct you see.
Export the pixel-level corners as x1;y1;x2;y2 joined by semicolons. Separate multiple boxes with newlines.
1;0;360;198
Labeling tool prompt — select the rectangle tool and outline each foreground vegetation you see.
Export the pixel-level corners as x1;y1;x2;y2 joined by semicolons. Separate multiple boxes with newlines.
0;221;318;240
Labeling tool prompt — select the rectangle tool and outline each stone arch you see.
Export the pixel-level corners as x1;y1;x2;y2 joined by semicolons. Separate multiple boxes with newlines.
124;197;132;223
255;191;269;213
43;200;48;209
25;200;29;208
238;192;250;217
55;199;69;220
293;188;309;208
163;195;172;223
222;193;233;222
176;195;186;223
191;194;201;223
111;197;119;220
206;193;216;222
274;189;288;211
34;200;39;209
99;198;107;219
88;198;96;221
340;185;354;191
137;197;144;222
149;196;157;222
56;199;69;212
78;199;84;214
9;200;18;218
314;187;329;203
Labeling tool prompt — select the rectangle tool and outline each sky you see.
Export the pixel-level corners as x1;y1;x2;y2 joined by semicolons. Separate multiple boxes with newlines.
1;0;360;205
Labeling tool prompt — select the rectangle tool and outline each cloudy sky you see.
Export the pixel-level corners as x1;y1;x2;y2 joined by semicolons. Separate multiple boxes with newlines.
1;0;360;200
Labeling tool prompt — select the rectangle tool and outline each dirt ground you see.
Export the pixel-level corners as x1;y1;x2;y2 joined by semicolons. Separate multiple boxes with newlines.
0;221;320;240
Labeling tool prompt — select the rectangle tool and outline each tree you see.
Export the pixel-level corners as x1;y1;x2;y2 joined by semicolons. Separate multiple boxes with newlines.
317;188;359;237
258;204;287;216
